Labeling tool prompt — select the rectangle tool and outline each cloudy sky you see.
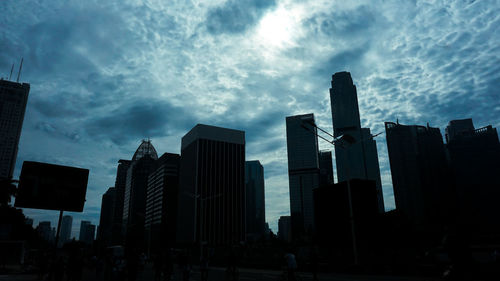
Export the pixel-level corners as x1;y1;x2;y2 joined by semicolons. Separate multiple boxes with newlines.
2;0;499;236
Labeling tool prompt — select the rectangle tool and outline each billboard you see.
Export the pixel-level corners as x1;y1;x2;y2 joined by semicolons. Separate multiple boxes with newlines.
14;161;89;212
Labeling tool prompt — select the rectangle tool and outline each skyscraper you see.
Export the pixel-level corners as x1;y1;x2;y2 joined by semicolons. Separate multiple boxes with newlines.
313;179;379;264
330;72;384;212
98;187;116;246
123;140;158;248
37;221;54;243
278;216;292;242
0;79;30;179
445;119;500;234
318;150;334;186
79;220;96;245
286;113;320;236
111;159;131;245
245;160;266;240
59;215;73;246
145;152;180;254
176;124;245;245
385;121;452;228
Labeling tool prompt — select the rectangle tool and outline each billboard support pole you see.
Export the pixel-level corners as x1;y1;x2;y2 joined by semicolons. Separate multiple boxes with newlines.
54;210;63;248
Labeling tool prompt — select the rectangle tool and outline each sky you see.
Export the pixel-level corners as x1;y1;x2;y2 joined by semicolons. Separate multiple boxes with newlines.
1;0;499;236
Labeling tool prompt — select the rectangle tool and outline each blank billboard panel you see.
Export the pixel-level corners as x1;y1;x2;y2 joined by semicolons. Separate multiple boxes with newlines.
15;161;89;212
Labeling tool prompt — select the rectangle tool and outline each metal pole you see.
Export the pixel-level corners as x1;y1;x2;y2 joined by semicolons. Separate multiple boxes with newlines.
343;145;358;266
200;197;203;261
346;178;358;265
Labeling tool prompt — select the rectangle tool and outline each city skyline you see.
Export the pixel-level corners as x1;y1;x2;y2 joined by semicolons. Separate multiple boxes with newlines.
2;0;499;233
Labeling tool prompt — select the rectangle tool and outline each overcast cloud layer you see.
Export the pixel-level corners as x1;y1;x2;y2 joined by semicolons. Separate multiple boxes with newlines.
1;0;499;235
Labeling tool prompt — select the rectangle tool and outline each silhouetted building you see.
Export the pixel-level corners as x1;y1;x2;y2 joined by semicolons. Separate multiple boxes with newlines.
111;159;131;245
446;119;500;236
330;72;384;212
264;222;271;238
245;160;266;240
0;79;29;179
37;221;54;243
59;215;72;246
313;179;379;265
79;221;95;245
318;150;334;186
177;124;245;245
385;122;453;229
98;187;116;246
278;216;292;242
286;113;320;238
145;152;180;255
123;140;158;249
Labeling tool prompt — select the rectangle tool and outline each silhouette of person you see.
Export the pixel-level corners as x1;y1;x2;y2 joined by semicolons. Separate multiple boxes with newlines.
126;249;139;281
95;255;104;281
442;232;475;281
37;252;49;280
309;248;319;281
225;247;239;281
200;254;209;281
163;249;174;281
284;250;297;281
153;253;163;281
52;256;65;281
178;250;191;281
67;249;83;281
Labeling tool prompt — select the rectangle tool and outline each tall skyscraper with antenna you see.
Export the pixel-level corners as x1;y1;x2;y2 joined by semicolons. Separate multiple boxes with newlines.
0;61;29;180
330;72;384;212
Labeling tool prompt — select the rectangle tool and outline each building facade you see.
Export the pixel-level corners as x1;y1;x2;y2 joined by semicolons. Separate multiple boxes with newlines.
79;221;95;245
330;72;384;212
111;159;131;245
313;179;379;265
122;140;158;249
37;221;54;243
245;160;266;240
446;119;500;235
318;150;334;186
385;122;452;228
59;215;73;246
286;114;320;237
176;124;245;245
278;216;292;242
0;79;29;179
145;152;180;254
98;187;116;246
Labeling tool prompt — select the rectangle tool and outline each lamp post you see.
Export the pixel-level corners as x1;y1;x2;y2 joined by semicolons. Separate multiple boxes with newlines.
184;191;222;259
299;118;379;266
336;134;359;265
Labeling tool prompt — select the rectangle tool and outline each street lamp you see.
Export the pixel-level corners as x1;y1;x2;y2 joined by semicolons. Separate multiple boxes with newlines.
299;118;380;266
184;191;222;259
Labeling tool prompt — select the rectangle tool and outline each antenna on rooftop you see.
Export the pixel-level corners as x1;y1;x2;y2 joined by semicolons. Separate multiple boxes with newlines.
16;58;23;83
9;63;14;81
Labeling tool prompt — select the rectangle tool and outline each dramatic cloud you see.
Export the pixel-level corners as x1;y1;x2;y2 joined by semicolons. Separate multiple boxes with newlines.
206;0;277;34
2;0;499;232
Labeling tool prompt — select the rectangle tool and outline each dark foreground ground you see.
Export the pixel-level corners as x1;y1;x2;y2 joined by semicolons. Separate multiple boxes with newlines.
0;263;443;281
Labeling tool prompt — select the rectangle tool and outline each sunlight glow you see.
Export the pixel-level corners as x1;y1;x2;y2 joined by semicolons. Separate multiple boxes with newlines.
257;8;297;48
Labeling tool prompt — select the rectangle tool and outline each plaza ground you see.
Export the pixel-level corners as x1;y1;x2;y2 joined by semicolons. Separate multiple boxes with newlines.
0;263;443;281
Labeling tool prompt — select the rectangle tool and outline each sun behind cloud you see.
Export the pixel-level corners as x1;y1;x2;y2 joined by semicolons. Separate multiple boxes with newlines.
255;6;303;49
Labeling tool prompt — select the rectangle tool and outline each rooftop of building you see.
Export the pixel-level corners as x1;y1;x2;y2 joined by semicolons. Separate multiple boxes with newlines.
132;139;158;161
331;71;354;85
0;78;30;89
181;123;245;150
